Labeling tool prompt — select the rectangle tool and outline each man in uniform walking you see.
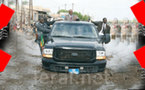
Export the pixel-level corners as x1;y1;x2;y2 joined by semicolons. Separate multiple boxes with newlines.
121;19;132;43
111;18;121;40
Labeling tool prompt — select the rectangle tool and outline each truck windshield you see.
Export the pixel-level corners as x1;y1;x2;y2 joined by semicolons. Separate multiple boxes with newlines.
51;23;98;39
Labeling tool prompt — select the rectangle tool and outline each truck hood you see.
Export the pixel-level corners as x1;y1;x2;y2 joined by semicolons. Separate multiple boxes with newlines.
45;37;103;50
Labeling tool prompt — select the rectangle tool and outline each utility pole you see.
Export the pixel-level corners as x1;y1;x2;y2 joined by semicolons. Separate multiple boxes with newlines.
2;0;4;4
32;0;33;21
7;0;9;7
58;6;60;11
29;0;33;25
72;3;74;10
15;0;17;21
21;0;23;29
65;4;67;10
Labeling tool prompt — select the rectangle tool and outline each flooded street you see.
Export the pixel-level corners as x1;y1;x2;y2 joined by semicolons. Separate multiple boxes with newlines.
0;31;144;90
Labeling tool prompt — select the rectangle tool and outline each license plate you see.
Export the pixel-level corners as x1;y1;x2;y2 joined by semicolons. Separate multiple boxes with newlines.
68;69;79;74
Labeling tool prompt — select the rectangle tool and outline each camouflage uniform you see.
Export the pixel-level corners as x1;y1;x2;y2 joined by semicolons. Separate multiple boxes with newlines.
131;22;138;42
121;20;132;42
111;19;121;39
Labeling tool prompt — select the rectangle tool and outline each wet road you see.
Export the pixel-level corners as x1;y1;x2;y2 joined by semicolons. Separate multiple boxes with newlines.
0;31;144;90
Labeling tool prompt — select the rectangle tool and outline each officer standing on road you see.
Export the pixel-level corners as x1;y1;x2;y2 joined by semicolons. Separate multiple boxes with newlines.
121;19;132;42
131;21;138;42
36;17;51;52
111;18;121;40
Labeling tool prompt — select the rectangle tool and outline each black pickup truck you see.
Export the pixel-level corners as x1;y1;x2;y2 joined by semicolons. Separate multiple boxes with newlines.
0;23;10;40
41;21;110;74
136;24;145;49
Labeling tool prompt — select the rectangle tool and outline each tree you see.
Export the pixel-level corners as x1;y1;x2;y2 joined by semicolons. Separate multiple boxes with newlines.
20;0;28;28
2;0;4;3
8;0;15;6
22;0;28;5
29;0;33;25
57;9;68;14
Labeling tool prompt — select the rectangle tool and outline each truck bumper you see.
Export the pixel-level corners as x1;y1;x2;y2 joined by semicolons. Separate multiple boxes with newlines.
42;58;106;73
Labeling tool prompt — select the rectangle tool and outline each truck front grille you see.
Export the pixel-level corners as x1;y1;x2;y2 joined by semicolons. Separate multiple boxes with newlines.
53;48;96;62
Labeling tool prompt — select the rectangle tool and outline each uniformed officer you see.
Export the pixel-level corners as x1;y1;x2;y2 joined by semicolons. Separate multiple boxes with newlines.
131;21;138;42
36;17;51;52
121;19;132;42
111;18;121;40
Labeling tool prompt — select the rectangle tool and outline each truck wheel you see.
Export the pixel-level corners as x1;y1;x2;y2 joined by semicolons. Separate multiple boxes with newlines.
2;29;8;39
0;35;3;40
136;35;145;50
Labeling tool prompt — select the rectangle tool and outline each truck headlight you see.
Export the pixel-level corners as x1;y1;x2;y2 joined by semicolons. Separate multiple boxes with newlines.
96;51;106;60
42;49;53;58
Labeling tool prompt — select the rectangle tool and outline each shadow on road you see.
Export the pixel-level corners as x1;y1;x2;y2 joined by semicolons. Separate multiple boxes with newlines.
0;40;7;49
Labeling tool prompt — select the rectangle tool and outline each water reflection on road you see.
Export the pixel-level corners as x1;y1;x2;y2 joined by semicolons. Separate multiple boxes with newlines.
0;32;144;90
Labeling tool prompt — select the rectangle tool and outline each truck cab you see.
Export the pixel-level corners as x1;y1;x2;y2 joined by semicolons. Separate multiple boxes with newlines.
41;21;110;74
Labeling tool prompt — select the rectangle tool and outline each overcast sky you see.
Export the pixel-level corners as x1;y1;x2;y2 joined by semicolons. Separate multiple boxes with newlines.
33;0;138;21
